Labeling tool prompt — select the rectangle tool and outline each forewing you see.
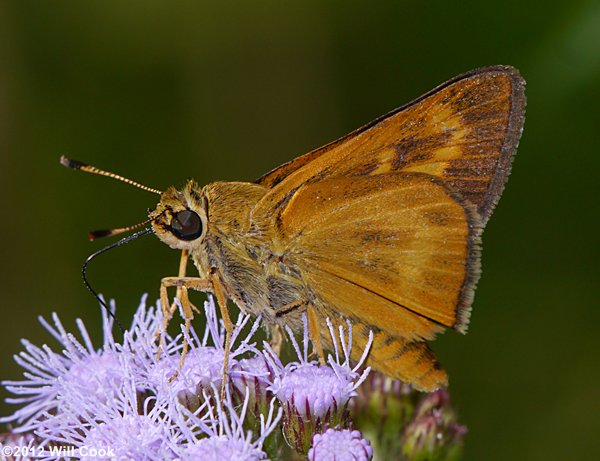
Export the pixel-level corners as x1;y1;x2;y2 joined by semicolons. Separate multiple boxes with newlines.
255;66;525;225
279;174;481;336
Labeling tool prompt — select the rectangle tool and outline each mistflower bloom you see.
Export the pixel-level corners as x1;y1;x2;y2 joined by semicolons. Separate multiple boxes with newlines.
36;363;181;461
231;355;272;396
230;355;273;433
308;428;373;461
174;387;282;461
265;317;372;454
1;292;468;460
0;296;157;433
132;297;263;409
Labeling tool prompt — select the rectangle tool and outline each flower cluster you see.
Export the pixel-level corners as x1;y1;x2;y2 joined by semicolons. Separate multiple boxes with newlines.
1;296;466;460
265;319;371;454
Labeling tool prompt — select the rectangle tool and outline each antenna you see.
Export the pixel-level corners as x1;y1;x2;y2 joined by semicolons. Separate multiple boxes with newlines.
88;218;153;241
60;156;162;195
82;227;155;333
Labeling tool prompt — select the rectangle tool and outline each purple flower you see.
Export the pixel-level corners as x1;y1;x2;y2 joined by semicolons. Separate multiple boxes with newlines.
231;355;272;398
1;293;275;460
229;355;274;434
308;428;373;461
179;436;263;460
0;296;146;433
1;290;468;460
264;317;372;454
271;365;353;419
36;364;181;461
174;387;282;461
267;318;372;416
131;296;263;409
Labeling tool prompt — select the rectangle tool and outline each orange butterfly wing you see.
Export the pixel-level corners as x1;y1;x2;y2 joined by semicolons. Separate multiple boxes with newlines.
279;174;479;335
251;66;525;390
270;174;480;390
256;65;525;225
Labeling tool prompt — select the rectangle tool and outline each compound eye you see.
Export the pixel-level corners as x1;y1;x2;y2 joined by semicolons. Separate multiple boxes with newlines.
170;210;203;241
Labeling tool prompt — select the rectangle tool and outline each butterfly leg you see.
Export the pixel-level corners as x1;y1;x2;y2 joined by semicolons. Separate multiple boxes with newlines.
159;276;212;378
170;249;190;317
271;301;325;363
307;304;326;365
209;273;232;401
268;324;285;356
156;250;190;353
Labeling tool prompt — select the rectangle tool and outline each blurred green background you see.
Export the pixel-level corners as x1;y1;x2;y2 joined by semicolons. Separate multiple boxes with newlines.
1;1;598;459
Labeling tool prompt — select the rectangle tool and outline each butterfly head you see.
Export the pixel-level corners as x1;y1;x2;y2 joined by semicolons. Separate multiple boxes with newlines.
150;180;208;250
59;157;208;249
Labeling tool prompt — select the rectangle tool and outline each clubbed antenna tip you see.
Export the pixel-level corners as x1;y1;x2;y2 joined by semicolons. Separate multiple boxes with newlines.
60;155;87;170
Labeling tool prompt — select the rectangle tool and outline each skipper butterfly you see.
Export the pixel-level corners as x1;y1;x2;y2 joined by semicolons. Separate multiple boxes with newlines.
62;65;525;391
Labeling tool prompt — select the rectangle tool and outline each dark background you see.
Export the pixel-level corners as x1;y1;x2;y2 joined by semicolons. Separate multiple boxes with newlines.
1;1;598;459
